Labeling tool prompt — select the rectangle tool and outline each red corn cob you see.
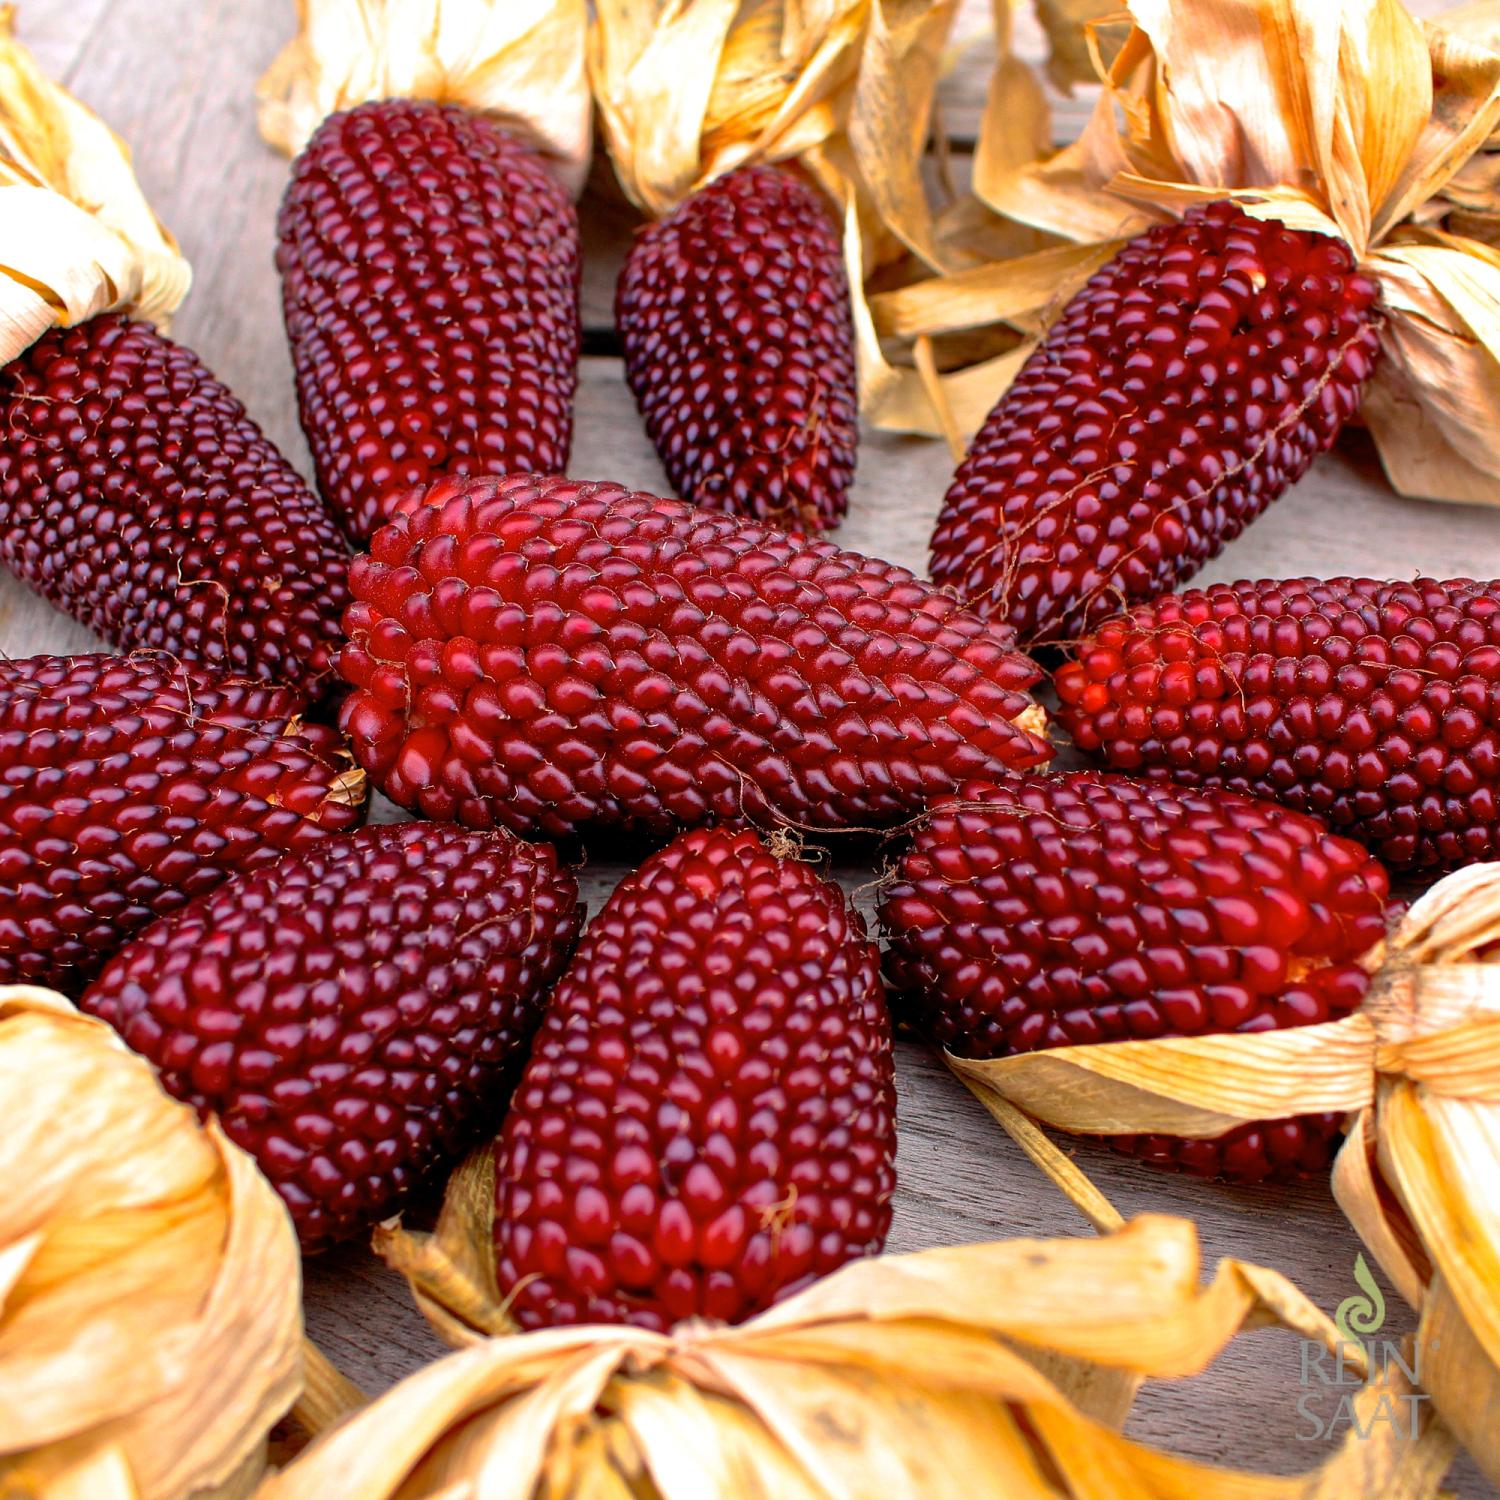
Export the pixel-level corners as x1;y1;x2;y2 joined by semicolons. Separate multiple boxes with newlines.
929;202;1383;646
0;316;351;694
1055;576;1500;870
337;473;1050;839
492;825;896;1330
83;821;580;1248
277;100;582;544
879;772;1390;1182
0;652;364;990
616;165;858;531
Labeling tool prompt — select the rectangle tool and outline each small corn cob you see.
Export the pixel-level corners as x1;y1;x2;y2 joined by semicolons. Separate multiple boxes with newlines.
0;316;351;694
1055;576;1500;870
84;821;581;1249
616;166;858;531
277;100;582;544
0;652;364;990
929;202;1383;646
493;825;896;1330
337;473;1051;839
879;772;1390;1182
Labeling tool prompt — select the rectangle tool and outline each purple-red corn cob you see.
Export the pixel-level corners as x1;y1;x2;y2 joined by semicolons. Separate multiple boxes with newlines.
277;100;582;544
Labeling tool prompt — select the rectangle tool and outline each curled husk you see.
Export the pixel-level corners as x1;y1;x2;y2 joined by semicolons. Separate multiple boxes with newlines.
590;0;953;235
261;1185;1452;1498
874;0;1500;498
0;7;190;365
951;863;1500;1485
256;0;591;195
0;987;303;1500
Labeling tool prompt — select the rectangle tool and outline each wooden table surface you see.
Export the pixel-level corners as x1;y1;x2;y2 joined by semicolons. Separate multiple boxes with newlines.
10;0;1498;1492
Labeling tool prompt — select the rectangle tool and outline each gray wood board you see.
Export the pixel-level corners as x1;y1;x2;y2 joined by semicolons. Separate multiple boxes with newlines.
5;0;1498;1491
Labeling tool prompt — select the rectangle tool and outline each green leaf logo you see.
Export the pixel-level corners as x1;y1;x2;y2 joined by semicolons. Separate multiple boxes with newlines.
1334;1253;1386;1346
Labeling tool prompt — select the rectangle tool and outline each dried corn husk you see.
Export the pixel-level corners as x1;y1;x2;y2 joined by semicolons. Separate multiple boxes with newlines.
879;0;1500;497
0;987;303;1500
953;863;1500;1484
256;0;591;196
0;7;189;367
590;0;955;243
261;1186;1455;1499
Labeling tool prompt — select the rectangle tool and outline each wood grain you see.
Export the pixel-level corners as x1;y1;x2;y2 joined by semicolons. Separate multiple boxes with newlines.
5;0;1497;1492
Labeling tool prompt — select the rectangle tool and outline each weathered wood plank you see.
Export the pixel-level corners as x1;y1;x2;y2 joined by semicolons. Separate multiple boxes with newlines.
6;0;1498;1492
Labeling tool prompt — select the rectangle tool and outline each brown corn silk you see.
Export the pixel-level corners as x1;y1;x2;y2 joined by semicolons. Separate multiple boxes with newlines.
865;0;1500;501
250;1145;1454;1498
255;0;591;193
951;863;1500;1485
0;989;302;1500
0;8;189;364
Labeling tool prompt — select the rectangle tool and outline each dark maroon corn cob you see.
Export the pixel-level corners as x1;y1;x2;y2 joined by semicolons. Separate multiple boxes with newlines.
337;473;1050;840
493;825;895;1330
0;651;364;990
0;316;350;693
1056;577;1500;870
616;165;858;531
879;772;1391;1182
83;821;580;1248
930;202;1383;646
277;100;582;544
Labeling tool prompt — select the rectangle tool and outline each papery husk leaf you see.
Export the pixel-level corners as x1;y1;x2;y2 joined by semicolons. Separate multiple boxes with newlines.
0;8;189;365
1034;0;1120;91
373;1145;509;1346
1417;1275;1500;1486
0;987;303;1500
256;0;591;195
264;1212;1452;1499
589;0;873;219
948;1013;1377;1137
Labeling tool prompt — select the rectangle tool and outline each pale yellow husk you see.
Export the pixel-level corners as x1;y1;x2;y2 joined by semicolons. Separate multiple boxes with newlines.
261;1197;1455;1499
879;0;1500;496
0;988;304;1500
0;8;189;367
954;863;1500;1485
590;0;953;223
256;0;591;196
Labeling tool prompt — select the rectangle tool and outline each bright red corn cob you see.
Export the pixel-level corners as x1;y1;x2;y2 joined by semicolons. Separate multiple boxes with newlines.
338;473;1050;839
277;100;582;544
879;772;1391;1182
616;165;858;531
492;825;896;1330
0;316;351;694
0;652;364;990
83;821;580;1248
930;202;1383;646
1056;577;1500;870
